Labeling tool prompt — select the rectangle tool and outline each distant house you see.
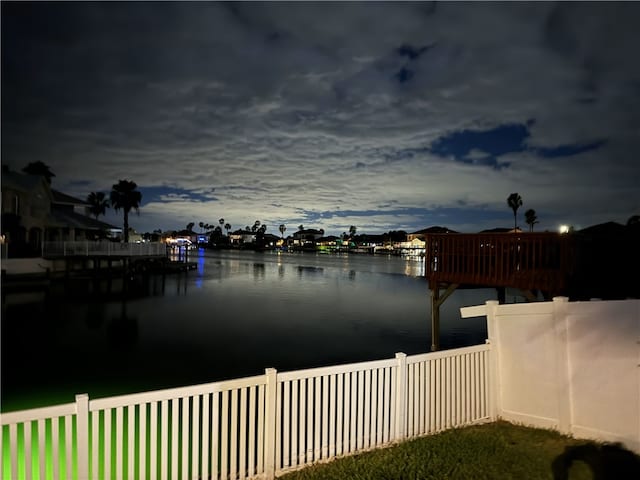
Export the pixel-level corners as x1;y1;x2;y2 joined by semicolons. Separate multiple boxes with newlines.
1;167;119;257
399;237;426;249
408;226;458;241
229;229;256;245
292;228;324;247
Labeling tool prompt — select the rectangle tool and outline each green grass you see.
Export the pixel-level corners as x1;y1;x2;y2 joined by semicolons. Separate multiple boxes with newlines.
279;421;640;480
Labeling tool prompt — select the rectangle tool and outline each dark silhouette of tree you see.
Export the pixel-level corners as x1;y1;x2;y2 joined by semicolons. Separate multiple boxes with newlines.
279;224;287;238
22;161;56;184
110;180;142;243
525;208;538;232
219;218;225;230
198;221;204;233
507;193;523;231
87;192;109;220
349;225;357;237
185;222;195;232
252;220;261;232
224;223;231;236
298;225;304;232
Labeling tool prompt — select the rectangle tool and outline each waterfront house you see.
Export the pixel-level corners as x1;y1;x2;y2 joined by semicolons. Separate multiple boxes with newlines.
229;229;256;246
1;168;119;257
292;228;324;247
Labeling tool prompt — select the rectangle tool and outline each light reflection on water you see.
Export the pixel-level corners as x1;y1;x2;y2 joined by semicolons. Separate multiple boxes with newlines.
1;250;493;411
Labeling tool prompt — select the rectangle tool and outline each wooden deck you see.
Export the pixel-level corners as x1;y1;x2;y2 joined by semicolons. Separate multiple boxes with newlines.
423;232;573;297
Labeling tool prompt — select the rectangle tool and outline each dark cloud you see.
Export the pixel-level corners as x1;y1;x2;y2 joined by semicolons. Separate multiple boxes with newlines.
2;2;639;235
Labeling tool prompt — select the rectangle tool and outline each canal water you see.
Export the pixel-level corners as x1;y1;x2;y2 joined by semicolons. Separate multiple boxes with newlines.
1;249;501;412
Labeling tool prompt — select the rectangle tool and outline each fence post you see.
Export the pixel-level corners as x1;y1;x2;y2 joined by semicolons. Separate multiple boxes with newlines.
552;296;572;435
75;394;90;480
394;353;407;441
485;300;500;420
264;368;278;479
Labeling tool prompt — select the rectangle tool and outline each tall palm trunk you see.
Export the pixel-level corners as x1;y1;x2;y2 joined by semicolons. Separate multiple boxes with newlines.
123;211;129;242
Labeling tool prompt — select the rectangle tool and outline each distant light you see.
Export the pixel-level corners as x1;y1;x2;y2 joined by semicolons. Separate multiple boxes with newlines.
559;225;569;234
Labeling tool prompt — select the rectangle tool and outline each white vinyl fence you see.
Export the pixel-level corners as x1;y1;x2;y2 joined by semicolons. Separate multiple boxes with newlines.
462;297;640;454
0;344;491;480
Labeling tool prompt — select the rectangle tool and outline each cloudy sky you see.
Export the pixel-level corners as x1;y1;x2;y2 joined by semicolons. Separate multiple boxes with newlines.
2;1;639;236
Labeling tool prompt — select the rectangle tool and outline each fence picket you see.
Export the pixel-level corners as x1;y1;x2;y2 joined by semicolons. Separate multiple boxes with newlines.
171;400;179;480
211;392;219;479
192;395;200;480
220;391;229;480
9;423;17;480
24;421;32;480
249;386;256;477
201;395;209;480
160;400;168;480
336;374;344;456
329;374;337;458
239;388;247;479
182;397;190;479
38;418;46;478
321;375;329;459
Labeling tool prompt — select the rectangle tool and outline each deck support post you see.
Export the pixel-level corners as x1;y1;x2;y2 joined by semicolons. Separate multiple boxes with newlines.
430;281;460;351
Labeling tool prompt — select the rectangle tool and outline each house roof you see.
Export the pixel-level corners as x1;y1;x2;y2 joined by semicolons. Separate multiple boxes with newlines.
1;170;50;194
47;209;117;230
577;221;627;235
410;226;458;235
51;189;88;205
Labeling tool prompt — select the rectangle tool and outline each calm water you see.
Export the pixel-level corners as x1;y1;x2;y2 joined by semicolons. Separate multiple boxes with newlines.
1;250;496;411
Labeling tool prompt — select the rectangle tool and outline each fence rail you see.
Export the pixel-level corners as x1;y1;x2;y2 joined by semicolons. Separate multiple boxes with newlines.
42;241;167;258
1;344;491;480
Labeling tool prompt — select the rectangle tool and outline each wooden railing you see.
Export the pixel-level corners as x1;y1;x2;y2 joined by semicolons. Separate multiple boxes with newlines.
42;241;167;258
424;233;573;294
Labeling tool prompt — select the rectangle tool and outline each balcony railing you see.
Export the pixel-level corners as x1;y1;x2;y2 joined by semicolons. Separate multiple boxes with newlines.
423;233;573;294
43;241;167;258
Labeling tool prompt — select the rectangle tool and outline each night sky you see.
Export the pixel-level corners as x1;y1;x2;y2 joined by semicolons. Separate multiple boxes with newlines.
2;2;639;236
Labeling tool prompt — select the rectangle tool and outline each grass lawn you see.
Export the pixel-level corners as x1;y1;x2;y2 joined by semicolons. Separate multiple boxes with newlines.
279;421;640;480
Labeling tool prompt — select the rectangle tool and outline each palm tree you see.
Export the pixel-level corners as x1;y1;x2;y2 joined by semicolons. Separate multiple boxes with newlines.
524;209;538;232
298;225;304;232
219;218;225;230
224;223;231;236
199;222;205;233
186;222;195;232
507;193;523;231
22;161;55;185
279;224;287;238
252;220;261;233
349;225;357;238
87;192;109;220
110;180;142;243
